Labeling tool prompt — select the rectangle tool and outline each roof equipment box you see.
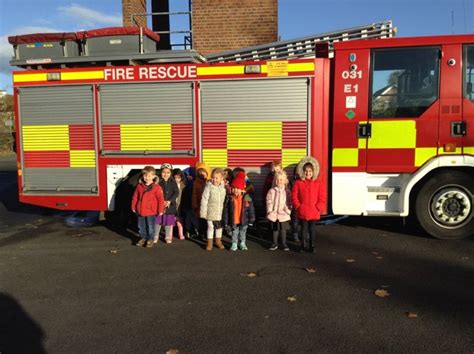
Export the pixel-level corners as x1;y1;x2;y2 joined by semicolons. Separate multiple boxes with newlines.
80;27;160;56
8;33;81;63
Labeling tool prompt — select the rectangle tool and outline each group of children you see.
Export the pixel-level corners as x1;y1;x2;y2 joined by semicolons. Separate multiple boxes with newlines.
131;156;326;253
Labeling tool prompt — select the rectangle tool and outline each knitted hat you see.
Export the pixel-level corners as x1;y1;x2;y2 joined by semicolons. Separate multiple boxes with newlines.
195;161;211;179
231;171;246;190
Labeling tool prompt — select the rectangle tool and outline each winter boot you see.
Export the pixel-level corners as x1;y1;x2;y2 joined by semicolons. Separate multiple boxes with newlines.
215;237;225;250
206;239;213;251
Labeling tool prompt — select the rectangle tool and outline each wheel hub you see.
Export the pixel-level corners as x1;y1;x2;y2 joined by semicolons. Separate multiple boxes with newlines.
431;189;472;227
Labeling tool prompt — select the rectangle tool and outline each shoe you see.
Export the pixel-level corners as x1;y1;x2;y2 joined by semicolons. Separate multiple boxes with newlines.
292;233;299;242
178;234;185;240
269;244;278;251
153;235;159;244
230;242;238;251
136;239;146;247
282;245;290;251
239;242;248;251
166;239;172;244
215;238;225;250
206;239;213;251
146;240;154;248
185;232;191;239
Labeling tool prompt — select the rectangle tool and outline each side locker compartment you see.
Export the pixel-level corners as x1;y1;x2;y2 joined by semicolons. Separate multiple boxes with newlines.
200;78;310;207
18;85;98;194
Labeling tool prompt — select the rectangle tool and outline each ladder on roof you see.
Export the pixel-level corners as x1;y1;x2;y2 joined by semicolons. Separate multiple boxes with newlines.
206;20;395;63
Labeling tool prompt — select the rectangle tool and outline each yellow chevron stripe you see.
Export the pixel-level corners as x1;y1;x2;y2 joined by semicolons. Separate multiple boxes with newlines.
203;149;228;167
70;150;96;167
120;124;171;151
227;121;282;149
22;125;69;151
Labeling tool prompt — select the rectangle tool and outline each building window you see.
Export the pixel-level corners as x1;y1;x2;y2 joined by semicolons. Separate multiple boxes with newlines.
370;47;440;118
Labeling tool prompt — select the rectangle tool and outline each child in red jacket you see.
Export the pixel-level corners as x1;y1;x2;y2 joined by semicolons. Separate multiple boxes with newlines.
291;157;326;253
131;166;165;248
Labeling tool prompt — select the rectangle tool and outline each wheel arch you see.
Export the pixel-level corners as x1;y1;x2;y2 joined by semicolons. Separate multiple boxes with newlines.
401;155;474;216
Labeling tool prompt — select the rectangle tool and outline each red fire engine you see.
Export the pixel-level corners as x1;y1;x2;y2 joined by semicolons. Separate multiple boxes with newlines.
8;24;474;239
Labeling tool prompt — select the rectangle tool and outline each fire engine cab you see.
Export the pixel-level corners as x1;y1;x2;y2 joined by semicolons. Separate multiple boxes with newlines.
8;24;474;239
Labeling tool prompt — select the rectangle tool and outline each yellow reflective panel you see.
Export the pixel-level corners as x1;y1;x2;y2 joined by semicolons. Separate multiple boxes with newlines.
368;120;416;149
227;121;282;150
203;149;228;167
332;148;359;167
22;125;69;151
464;146;474;154
282;149;307;168
197;66;244;76
287;62;315;72
415;147;437;167
14;73;48;83
70;150;96;167
120;124;171;151
62;71;104;81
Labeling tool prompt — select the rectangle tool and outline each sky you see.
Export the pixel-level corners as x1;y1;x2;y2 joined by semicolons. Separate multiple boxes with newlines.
0;0;473;93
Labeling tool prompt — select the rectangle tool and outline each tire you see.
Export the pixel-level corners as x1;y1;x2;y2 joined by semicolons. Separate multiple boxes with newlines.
415;170;474;240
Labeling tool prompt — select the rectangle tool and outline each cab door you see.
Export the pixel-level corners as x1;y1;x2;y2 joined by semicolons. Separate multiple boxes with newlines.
366;46;441;173
438;44;463;158
462;45;474;155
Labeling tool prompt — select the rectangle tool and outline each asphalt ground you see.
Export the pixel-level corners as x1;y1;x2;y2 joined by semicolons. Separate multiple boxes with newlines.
0;156;473;353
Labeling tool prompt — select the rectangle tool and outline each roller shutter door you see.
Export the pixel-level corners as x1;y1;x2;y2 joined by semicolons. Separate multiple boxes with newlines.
19;85;98;194
99;82;194;155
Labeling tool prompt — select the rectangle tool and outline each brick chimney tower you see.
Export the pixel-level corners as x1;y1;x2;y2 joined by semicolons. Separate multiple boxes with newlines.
192;0;278;56
123;0;147;27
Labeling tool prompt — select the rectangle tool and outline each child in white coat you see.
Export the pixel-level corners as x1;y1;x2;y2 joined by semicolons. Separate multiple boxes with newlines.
200;168;227;251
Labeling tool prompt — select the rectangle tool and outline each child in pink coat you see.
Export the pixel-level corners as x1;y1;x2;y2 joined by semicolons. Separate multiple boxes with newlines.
266;171;292;251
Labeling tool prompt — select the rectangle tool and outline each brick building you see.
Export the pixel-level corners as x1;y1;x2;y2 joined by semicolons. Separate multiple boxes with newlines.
122;0;278;55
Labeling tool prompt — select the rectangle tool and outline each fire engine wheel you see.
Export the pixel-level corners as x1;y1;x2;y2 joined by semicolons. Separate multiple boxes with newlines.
415;171;474;240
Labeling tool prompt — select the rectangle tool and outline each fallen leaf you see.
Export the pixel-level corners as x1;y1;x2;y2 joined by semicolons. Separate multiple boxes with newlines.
287;295;297;302
376;256;383;260
406;312;418;319
305;267;317;273
109;249;118;254
166;350;179;354
374;289;390;298
331;252;337;255
264;315;269;319
346;258;356;263
241;272;257;277
381;284;391;288
372;251;379;255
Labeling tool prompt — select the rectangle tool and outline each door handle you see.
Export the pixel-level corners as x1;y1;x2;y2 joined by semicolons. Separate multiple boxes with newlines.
358;123;372;138
451;121;466;137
